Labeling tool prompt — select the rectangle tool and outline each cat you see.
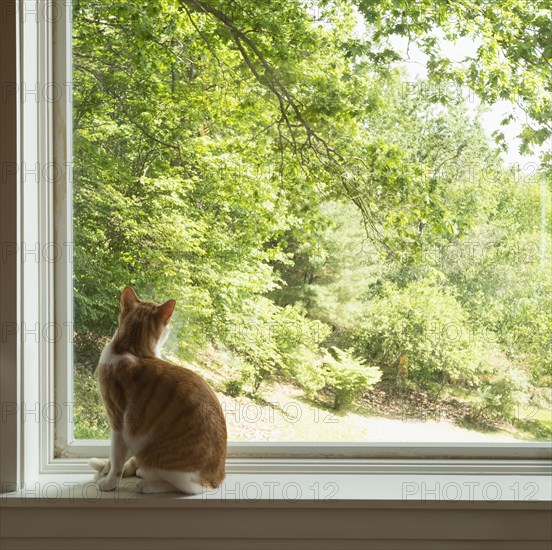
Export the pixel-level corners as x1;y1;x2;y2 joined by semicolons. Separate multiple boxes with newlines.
88;286;227;494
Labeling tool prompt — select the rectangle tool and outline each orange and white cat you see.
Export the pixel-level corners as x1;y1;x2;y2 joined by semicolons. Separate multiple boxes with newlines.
89;287;227;494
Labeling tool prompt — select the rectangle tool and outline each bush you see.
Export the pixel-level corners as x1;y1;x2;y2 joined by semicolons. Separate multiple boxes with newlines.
322;347;382;410
270;305;330;396
357;281;482;393
225;378;245;398
481;366;530;421
218;297;331;393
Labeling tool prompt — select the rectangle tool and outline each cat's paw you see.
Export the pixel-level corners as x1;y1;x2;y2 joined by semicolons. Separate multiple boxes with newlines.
88;457;106;472
97;476;119;492
136;480;155;493
122;456;138;477
135;467;145;478
92;471;104;482
88;458;110;482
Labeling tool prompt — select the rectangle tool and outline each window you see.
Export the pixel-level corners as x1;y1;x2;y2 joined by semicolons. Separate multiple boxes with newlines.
4;1;550;484
60;0;552;459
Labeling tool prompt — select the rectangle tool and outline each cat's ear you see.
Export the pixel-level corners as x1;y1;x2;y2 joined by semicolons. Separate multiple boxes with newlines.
121;286;140;312
156;299;176;325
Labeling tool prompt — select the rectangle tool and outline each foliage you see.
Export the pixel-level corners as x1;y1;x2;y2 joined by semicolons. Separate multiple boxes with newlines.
218;297;330;393
72;0;551;439
481;367;530;421
442;173;552;384
322;347;382;410
356;281;484;391
73;366;110;439
356;0;552;160
224;378;245;398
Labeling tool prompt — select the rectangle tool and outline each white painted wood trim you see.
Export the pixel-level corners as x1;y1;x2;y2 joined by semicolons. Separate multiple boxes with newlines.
52;0;75;459
1;474;551;550
1;2;551;549
5;0;552;485
50;440;552;475
2;472;552;501
19;0;47;487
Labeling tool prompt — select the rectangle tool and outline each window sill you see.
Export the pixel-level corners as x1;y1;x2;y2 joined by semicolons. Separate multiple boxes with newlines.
2;471;551;549
2;470;552;505
3;469;552;506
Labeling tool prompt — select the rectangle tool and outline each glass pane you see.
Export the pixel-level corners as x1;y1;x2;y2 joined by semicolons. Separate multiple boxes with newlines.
72;0;551;443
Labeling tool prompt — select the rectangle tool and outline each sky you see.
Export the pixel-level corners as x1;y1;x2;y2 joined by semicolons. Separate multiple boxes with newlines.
390;35;545;174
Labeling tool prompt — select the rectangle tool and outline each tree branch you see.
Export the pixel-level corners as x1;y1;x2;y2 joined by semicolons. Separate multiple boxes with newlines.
177;1;401;255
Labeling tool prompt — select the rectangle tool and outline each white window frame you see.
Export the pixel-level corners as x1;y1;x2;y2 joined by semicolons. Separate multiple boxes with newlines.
3;0;551;492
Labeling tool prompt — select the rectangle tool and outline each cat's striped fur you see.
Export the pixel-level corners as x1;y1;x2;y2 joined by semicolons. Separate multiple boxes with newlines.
89;287;227;494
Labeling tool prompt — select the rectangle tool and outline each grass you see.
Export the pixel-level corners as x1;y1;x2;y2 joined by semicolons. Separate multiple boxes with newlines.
511;405;552;440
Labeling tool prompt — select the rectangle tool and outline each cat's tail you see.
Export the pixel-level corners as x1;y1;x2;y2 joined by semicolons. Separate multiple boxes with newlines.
88;458;109;481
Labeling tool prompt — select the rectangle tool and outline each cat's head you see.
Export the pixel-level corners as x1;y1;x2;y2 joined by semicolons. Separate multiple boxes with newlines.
111;286;176;358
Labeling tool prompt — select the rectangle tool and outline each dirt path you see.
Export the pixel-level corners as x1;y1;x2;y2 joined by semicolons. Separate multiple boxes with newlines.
217;389;521;443
357;416;519;442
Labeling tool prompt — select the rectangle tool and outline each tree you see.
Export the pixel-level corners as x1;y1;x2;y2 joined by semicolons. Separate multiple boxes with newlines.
72;0;550;435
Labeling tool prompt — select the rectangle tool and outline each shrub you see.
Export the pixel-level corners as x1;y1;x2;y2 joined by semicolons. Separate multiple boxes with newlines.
481;366;530;421
357;281;482;393
225;378;245;398
270;305;331;396
218;297;331;393
322;347;382;410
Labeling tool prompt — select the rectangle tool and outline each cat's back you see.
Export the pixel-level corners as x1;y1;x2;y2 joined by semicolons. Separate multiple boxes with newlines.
137;357;223;409
98;353;226;432
107;356;223;413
